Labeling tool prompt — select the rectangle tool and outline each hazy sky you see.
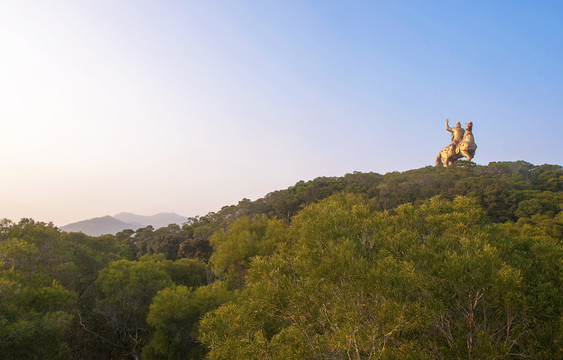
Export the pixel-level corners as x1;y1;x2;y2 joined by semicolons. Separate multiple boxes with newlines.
1;1;562;226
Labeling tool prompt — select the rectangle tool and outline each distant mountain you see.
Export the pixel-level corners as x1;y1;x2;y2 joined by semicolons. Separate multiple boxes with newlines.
60;216;136;236
114;212;188;229
61;212;187;236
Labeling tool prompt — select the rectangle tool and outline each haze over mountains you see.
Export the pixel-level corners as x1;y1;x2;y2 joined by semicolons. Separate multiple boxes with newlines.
60;212;187;236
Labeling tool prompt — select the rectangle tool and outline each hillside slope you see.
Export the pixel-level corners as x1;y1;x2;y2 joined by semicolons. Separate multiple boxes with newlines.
113;161;561;262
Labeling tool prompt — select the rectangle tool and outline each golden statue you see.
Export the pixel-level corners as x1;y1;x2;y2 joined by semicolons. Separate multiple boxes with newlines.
435;119;477;167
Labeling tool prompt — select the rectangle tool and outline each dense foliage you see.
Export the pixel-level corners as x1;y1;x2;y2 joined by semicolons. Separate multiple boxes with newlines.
1;161;560;359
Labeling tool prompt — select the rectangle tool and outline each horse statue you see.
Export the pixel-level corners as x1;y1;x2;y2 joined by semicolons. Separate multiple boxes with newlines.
435;121;477;167
435;143;457;167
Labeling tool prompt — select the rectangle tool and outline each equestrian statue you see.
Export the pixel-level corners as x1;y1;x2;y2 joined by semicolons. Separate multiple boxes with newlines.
435;119;477;167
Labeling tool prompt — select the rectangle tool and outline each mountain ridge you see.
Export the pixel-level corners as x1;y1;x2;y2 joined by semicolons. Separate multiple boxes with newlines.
61;212;187;236
114;212;187;229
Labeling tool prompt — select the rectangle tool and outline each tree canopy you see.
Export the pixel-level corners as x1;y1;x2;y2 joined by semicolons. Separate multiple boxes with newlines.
1;161;560;359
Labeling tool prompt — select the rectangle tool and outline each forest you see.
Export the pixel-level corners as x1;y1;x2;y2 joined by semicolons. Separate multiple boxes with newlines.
1;161;561;359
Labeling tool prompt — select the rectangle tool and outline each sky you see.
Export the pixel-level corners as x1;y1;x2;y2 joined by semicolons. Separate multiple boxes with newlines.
1;1;562;226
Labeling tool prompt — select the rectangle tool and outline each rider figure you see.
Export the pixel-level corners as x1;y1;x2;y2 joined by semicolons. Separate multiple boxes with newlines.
445;119;465;148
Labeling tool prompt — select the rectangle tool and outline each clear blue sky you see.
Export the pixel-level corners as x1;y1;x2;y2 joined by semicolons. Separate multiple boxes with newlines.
1;1;561;226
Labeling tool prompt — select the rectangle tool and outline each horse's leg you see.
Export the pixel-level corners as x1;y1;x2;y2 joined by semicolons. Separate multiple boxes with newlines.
444;152;452;167
460;149;472;162
435;152;443;167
